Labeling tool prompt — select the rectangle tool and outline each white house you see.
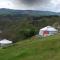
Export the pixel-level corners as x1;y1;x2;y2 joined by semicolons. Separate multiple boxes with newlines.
39;26;58;37
0;39;13;47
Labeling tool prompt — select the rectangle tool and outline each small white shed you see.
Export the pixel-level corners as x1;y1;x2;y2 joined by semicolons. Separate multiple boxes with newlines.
0;39;12;47
39;26;58;37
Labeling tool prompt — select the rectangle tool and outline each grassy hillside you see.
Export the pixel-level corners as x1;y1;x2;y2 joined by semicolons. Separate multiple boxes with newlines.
0;34;60;60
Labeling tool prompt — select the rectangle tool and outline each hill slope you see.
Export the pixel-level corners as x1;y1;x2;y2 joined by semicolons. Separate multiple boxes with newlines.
0;34;60;60
0;8;59;16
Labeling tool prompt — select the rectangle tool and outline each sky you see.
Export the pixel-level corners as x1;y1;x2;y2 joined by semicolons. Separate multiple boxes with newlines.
0;0;60;12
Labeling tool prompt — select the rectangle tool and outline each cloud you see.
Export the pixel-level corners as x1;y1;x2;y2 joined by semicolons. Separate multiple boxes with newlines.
14;0;52;7
0;0;14;9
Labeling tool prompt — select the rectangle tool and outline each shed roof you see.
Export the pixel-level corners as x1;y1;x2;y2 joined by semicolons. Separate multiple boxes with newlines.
0;39;12;44
40;26;58;31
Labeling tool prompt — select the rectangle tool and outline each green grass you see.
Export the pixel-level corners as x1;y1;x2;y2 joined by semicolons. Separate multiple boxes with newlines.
0;34;60;60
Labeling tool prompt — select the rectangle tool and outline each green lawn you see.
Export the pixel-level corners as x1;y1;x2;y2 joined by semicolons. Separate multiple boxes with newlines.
0;34;60;60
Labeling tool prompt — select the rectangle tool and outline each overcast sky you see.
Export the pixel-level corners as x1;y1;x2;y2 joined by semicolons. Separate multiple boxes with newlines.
0;0;60;12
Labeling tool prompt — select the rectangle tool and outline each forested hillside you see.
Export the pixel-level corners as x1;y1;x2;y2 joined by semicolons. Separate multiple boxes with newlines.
0;14;60;42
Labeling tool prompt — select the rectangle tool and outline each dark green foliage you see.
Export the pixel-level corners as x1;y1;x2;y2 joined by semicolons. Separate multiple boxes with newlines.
0;14;60;42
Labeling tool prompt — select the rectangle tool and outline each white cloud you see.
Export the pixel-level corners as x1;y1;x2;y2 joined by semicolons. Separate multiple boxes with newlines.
34;0;60;12
0;0;14;9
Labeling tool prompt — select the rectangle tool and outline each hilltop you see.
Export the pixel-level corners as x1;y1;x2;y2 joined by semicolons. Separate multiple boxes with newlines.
0;34;60;60
0;8;59;16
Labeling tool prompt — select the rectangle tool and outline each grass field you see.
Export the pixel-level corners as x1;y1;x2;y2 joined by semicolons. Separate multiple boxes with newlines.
0;34;60;60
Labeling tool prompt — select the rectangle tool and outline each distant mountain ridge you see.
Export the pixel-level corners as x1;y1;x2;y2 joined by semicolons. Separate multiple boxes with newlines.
0;8;59;16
